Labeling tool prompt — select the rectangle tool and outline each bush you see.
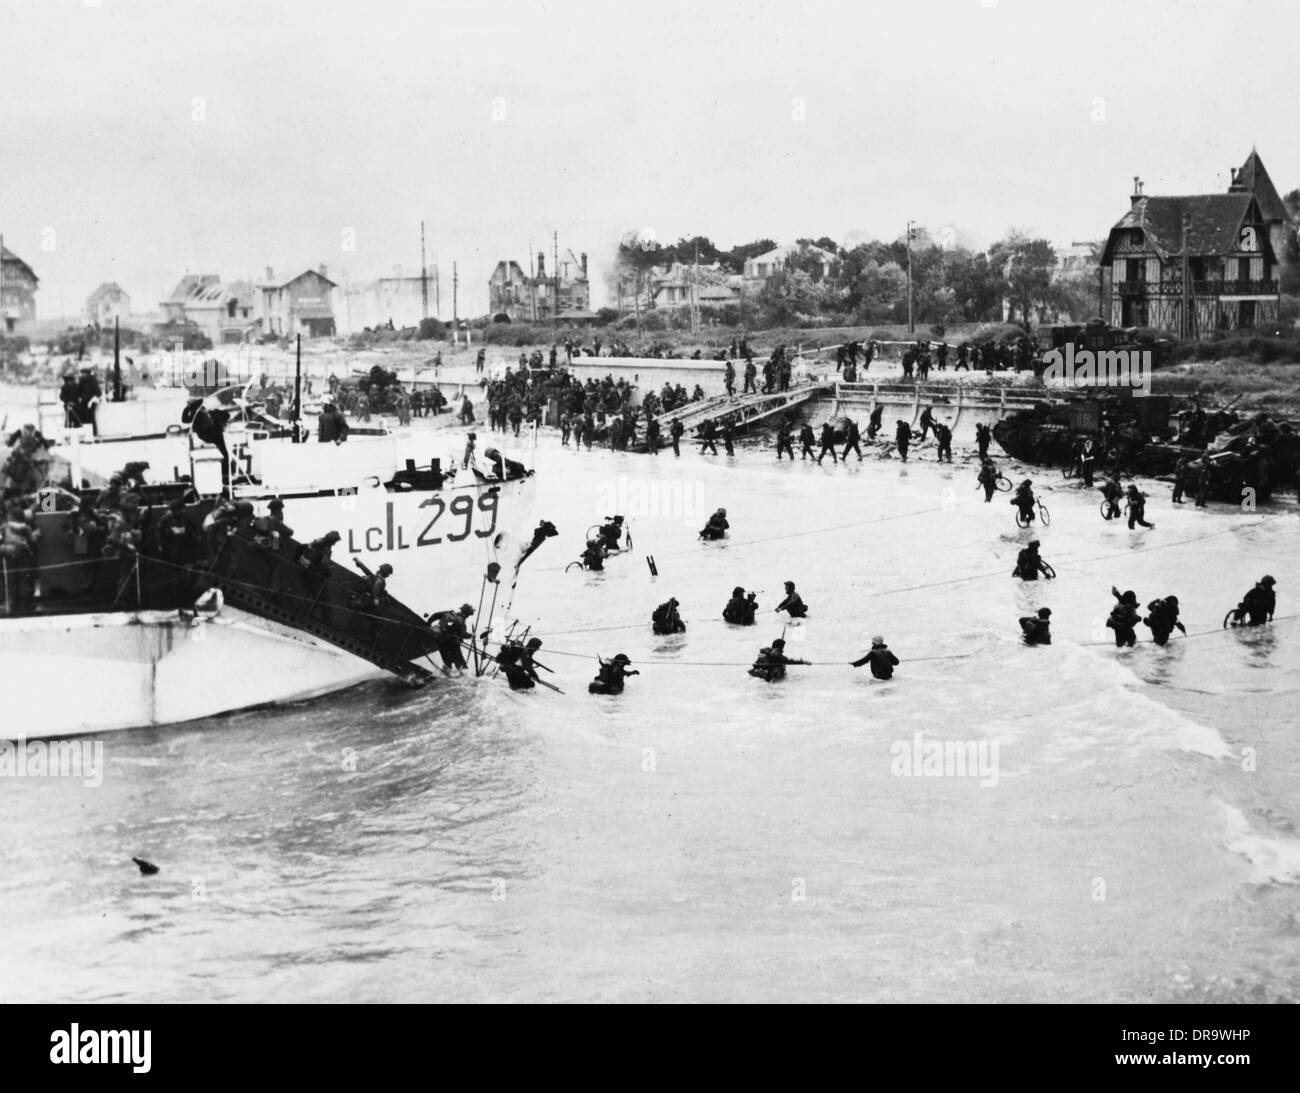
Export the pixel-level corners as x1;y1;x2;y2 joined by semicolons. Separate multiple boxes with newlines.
416;317;446;340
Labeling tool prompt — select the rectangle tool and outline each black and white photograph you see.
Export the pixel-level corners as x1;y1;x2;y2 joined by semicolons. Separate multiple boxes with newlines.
1;0;1297;1034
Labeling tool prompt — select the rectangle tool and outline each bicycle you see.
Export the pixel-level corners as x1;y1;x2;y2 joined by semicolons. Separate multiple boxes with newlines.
1013;499;1050;528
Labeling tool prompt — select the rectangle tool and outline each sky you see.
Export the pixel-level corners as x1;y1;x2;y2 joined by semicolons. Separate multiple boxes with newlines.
2;0;1298;319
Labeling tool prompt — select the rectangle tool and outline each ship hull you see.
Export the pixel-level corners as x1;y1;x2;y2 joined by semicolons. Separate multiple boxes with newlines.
0;608;390;739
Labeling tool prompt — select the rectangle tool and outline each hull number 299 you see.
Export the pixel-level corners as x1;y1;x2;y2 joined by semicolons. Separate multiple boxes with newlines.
346;491;500;554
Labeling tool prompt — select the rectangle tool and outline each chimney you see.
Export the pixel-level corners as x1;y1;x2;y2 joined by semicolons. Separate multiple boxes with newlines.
580;251;588;277
1130;176;1144;207
537;251;545;278
318;263;328;278
265;266;274;281
1230;166;1238;183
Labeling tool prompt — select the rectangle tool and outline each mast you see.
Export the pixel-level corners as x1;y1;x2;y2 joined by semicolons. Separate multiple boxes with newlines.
112;315;123;401
906;220;915;334
293;333;303;442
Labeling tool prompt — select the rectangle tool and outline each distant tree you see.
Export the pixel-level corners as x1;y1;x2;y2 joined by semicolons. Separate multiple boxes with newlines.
795;235;842;255
832;248;908;321
610;231;665;324
944;249;1003;321
755;269;826;326
988;232;1058;323
661;235;727;268
726;238;777;273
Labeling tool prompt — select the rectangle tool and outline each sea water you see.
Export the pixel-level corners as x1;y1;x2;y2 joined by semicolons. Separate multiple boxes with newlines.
1;401;1298;1002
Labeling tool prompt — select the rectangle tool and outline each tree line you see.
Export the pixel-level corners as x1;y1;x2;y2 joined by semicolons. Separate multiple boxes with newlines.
609;230;1103;330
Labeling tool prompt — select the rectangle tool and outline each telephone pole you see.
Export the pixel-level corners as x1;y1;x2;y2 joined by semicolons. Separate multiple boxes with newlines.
553;230;560;319
906;220;916;334
1180;212;1192;340
420;221;429;320
452;261;459;345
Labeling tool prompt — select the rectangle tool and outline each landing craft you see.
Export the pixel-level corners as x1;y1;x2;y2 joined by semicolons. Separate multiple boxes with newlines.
2;385;540;737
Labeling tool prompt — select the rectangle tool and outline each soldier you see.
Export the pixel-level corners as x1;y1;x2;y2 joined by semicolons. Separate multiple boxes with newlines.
977;459;1000;502
428;603;475;670
1019;608;1052;646
721;419;736;456
895;420;912;462
670;418;684;457
1106;587;1141;648
1126;484;1154;529
933;421;953;463
589;653;638;695
776;421;796;461
748;638;808;682
816;422;838;464
743;359;757;394
775;580;808;618
723;586;758;625
651;597;686;635
724;359;736;396
842;418;863;461
867;405;883;440
799;423;817;460
851;636;899;679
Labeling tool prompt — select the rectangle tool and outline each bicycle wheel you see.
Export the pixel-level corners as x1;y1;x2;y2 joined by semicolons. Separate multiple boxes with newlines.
1061;466;1076;480
1015;510;1032;528
1041;562;1056;579
565;561;585;573
1038;503;1051;527
1099;500;1113;520
995;475;1012;492
1222;610;1236;629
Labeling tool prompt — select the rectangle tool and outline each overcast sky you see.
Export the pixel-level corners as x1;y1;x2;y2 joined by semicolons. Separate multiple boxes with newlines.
3;0;1297;318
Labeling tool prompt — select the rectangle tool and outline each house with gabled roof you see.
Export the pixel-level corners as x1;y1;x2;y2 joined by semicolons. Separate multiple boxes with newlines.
184;279;258;344
86;282;131;327
259;266;337;338
1;243;40;331
1099;149;1284;336
161;274;220;322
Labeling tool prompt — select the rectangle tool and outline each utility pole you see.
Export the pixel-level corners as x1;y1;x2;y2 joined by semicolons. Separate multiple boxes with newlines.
452;261;459;346
553;230;560;320
420;221;429;320
528;240;537;322
1181;212;1192;341
906;220;916;334
690;239;699;334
